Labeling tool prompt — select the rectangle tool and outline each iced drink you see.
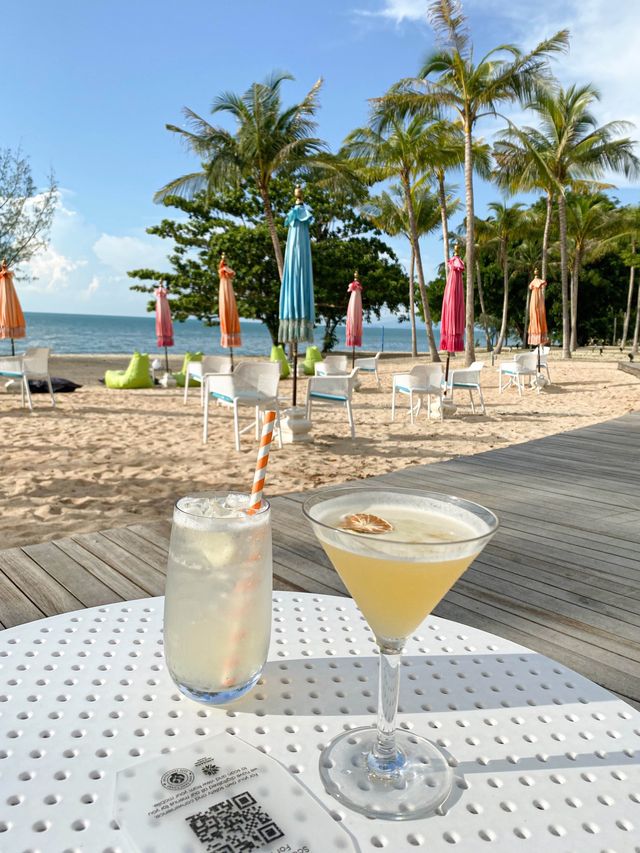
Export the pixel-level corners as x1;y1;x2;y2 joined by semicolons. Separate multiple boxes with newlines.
164;492;272;704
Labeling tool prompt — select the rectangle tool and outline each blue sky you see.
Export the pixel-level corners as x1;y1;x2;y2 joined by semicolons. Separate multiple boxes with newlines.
5;0;640;316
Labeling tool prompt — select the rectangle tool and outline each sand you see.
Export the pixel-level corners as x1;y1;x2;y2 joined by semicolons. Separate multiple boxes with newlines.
0;350;637;549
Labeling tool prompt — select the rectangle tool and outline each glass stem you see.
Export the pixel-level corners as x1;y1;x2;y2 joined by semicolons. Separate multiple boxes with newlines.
369;641;405;776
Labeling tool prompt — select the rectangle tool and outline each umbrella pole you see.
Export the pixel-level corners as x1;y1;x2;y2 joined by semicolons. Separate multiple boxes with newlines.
352;345;355;369
537;344;541;373
230;347;234;370
292;342;298;407
164;346;169;373
443;353;451;395
11;338;15;356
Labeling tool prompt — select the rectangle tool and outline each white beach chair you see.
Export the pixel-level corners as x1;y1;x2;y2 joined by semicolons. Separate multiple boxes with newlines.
306;368;359;439
184;355;233;405
499;352;538;395
354;352;382;388
203;361;282;450
391;364;443;424
447;361;486;414
0;348;55;411
314;355;349;376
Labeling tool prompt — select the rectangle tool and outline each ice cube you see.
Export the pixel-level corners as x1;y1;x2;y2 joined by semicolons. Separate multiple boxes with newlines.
223;493;251;511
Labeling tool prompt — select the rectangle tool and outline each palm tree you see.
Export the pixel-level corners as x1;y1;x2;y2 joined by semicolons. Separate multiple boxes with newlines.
366;182;459;356
566;193;617;351
386;0;568;364
485;202;525;354
620;206;640;349
344;109;443;360
494;84;639;357
156;72;326;280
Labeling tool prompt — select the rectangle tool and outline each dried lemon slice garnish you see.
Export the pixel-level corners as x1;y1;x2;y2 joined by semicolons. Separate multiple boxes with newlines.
340;513;394;534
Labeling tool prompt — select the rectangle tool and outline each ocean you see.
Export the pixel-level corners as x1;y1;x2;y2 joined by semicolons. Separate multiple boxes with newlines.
6;312;477;356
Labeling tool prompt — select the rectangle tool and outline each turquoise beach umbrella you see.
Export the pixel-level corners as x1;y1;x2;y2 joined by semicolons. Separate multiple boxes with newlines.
278;185;315;405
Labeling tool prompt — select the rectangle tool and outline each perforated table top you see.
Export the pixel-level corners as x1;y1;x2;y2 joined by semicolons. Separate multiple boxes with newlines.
0;593;638;853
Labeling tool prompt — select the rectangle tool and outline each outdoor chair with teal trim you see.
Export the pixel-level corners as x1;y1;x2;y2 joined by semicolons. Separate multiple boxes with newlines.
270;345;290;379
173;352;203;387
302;345;322;375
306;367;359;439
104;352;153;390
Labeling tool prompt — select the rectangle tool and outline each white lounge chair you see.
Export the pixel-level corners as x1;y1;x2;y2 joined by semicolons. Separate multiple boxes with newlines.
203;361;282;450
354;352;382;388
314;355;349;376
535;345;551;382
0;348;55;411
499;352;538;395
391;364;443;424
184;355;233;405
447;361;486;414
306;368;359;439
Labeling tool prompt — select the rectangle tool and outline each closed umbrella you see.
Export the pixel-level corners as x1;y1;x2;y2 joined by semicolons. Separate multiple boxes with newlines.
528;269;549;373
154;283;174;372
0;259;26;356
218;254;241;368
440;245;465;388
346;274;363;368
278;186;315;406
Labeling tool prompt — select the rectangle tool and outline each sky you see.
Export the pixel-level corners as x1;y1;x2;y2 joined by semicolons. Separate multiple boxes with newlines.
4;0;640;317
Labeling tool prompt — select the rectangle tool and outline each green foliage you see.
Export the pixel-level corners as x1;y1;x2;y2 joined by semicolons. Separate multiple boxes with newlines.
129;176;407;348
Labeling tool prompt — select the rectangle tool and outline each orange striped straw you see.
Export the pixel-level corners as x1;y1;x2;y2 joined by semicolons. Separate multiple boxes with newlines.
249;410;277;511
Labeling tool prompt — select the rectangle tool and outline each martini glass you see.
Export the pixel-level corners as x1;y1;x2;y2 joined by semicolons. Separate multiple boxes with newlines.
303;486;498;820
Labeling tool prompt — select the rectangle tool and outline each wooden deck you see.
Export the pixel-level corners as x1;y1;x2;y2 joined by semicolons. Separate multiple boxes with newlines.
1;412;639;707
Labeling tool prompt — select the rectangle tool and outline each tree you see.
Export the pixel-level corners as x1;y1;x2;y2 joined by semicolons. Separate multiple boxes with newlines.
344;108;441;360
155;72;327;280
0;148;57;269
129;178;407;347
387;0;568;364
619;206;640;349
566;193;617;351
485;201;525;353
494;84;639;357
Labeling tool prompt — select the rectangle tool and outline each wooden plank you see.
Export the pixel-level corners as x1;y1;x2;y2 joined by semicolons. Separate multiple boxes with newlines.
70;532;166;596
0;566;45;628
0;548;83;618
22;542;123;608
53;538;147;602
100;527;170;570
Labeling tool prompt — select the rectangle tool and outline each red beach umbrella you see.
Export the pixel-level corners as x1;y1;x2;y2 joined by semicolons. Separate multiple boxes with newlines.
346;274;363;368
218;254;241;368
154;283;174;372
440;246;465;384
528;269;549;373
0;259;26;356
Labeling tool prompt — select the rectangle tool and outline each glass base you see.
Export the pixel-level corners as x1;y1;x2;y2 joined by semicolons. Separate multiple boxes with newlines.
174;668;262;705
319;726;453;820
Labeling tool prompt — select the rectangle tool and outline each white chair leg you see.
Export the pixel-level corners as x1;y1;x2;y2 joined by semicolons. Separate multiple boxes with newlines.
183;378;189;404
545;364;551;382
47;375;56;408
517;375;523;396
233;402;241;452
469;388;475;414
275;403;283;449
20;376;25;408
409;391;414;425
203;390;210;444
23;376;33;411
346;400;356;439
375;368;381;389
478;385;486;414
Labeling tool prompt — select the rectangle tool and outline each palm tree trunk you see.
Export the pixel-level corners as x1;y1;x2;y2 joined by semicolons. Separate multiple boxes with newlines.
409;246;418;357
494;241;509;355
401;174;440;362
259;183;284;280
463;119;476;366
541;192;553;281
475;258;492;351
621;238;636;349
632;270;640;356
437;171;450;271
570;254;580;352
557;192;571;358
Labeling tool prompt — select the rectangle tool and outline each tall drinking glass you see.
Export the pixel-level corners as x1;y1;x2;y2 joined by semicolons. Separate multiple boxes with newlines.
304;486;498;820
164;491;272;705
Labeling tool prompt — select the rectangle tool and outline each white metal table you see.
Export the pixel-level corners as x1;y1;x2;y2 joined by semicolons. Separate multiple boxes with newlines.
0;593;638;852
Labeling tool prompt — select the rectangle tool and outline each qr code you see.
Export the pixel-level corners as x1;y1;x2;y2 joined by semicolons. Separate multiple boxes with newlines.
186;791;285;853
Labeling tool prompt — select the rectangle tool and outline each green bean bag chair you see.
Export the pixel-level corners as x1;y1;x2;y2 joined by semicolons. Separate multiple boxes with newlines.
270;344;290;379
303;345;323;375
173;352;203;387
104;352;153;389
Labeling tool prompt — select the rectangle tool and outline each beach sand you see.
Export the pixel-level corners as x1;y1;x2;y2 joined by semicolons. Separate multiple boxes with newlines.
0;351;637;549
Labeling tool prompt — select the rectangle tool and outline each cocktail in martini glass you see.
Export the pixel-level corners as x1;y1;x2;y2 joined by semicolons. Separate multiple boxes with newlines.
304;486;498;820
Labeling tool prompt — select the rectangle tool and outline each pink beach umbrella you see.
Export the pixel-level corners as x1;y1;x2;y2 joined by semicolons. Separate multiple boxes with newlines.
440;248;465;385
346;274;363;367
154;283;174;372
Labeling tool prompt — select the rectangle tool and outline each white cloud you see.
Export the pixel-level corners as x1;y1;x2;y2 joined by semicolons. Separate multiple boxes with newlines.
21;246;86;293
83;275;100;299
368;0;427;21
92;234;169;275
